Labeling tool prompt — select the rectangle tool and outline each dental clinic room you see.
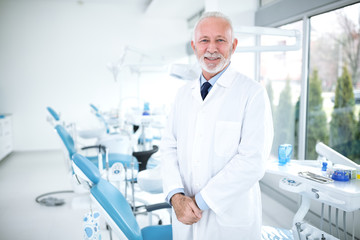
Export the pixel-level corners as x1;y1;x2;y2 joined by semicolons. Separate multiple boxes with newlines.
1;0;360;239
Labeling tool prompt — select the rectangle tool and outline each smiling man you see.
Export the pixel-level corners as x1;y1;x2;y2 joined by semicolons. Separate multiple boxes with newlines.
161;12;274;240
191;13;236;80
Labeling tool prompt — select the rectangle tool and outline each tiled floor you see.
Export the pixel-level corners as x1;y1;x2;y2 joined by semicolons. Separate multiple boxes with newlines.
0;150;282;240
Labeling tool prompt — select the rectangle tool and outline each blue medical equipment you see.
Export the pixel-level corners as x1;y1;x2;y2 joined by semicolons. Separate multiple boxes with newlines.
46;106;82;151
54;122;164;214
47;106;60;122
54;123;138;174
89;103;119;134
48;106;163;214
90;104;110;134
87;104;160;170
72;153;172;240
89;104;99;113
331;170;350;182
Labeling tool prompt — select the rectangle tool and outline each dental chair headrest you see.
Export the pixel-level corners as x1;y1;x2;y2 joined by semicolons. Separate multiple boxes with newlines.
72;153;101;184
90;104;99;112
47;106;60;121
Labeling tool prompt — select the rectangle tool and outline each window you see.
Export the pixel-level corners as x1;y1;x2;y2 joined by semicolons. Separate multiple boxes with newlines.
260;21;303;159
308;3;360;163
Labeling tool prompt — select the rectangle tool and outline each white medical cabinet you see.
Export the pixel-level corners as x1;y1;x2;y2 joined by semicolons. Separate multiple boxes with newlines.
0;114;13;161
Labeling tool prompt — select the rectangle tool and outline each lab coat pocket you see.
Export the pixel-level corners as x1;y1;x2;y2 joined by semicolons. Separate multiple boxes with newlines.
216;192;255;227
214;121;241;157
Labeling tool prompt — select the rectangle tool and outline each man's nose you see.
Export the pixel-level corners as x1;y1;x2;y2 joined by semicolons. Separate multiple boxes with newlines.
206;41;217;53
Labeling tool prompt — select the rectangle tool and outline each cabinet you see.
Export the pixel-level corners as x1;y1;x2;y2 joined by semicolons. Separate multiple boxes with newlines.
0;114;13;161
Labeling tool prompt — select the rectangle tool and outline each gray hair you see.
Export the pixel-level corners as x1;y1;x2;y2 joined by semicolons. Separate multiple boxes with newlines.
192;11;234;42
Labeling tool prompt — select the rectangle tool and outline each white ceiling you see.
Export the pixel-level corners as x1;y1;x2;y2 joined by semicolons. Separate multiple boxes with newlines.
73;0;258;23
145;0;205;19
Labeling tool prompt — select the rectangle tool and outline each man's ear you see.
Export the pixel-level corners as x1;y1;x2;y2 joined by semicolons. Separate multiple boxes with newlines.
232;38;238;54
191;41;196;53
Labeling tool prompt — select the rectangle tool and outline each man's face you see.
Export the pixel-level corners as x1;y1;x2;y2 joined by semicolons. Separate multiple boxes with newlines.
191;17;238;79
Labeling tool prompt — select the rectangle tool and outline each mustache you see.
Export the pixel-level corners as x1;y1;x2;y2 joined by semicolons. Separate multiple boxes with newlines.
202;52;224;59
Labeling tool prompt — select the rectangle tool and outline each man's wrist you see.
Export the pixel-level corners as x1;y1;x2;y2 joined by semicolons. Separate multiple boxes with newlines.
166;188;185;205
170;192;184;205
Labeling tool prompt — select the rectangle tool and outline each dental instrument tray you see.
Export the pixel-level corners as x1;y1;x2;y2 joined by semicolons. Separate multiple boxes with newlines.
298;171;334;184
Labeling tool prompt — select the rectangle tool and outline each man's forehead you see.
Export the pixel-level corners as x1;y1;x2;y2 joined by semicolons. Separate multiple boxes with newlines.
195;18;232;38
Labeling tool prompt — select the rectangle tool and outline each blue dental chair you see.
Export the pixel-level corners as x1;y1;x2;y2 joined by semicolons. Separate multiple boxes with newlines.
54;123;137;172
72;153;172;240
49;106;163;210
54;123;161;210
90;103;122;134
89;103;111;134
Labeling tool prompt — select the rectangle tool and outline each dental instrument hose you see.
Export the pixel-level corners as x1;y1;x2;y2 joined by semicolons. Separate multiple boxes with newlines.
35;190;74;207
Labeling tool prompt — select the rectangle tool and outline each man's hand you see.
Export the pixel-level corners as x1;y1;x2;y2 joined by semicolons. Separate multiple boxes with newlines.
171;193;202;225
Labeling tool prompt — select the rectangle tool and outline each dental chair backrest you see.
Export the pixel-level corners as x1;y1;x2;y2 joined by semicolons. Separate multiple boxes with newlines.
72;153;143;240
90;104;110;134
55;124;77;159
72;153;101;185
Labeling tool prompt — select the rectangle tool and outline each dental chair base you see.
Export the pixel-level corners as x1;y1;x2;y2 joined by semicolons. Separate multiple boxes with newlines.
293;222;339;240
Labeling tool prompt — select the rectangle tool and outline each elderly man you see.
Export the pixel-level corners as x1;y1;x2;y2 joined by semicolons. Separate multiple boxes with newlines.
161;12;274;240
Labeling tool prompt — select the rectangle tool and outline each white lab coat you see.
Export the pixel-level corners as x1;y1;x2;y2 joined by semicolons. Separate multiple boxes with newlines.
161;66;274;240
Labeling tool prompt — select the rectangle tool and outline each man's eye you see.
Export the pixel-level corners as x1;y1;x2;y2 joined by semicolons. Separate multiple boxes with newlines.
200;39;209;43
217;39;225;42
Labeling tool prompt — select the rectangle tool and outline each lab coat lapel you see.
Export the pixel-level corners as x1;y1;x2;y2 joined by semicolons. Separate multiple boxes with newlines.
190;66;237;103
191;78;203;103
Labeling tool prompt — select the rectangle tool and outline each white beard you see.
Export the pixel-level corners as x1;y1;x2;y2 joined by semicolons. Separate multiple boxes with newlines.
197;50;231;74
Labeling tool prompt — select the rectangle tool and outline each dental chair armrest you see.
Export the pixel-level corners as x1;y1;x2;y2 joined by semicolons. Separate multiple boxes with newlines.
81;145;107;154
145;202;171;212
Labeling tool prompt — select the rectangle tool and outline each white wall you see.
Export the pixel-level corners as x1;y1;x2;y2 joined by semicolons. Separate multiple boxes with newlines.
0;0;189;151
0;0;259;151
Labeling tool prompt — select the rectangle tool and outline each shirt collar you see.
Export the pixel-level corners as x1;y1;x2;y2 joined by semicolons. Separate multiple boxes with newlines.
200;62;231;87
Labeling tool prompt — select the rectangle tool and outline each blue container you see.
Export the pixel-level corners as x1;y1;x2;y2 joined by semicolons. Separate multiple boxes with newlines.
278;144;292;166
332;170;350;182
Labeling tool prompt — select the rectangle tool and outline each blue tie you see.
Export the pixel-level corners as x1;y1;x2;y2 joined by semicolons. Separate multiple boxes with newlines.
201;82;212;100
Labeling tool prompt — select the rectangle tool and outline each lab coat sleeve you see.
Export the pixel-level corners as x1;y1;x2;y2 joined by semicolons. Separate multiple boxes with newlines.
160;93;185;199
200;86;274;215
